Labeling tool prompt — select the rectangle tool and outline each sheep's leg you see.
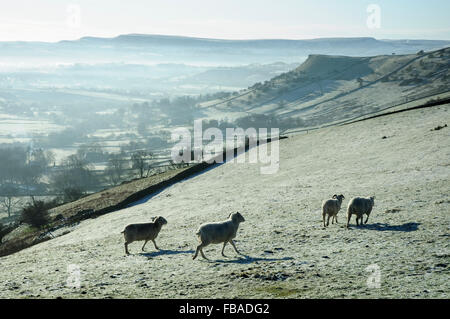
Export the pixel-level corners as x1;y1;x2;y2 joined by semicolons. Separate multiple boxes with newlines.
200;248;209;260
326;215;331;227
229;240;241;255
141;240;148;251
221;242;228;257
323;213;326;227
193;246;200;260
346;214;351;228
125;243;130;255
193;243;208;260
364;214;370;224
356;216;360;226
151;239;160;250
334;215;338;224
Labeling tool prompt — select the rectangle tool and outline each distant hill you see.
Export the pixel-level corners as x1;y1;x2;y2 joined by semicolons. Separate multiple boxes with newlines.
198;47;450;128
1;34;450;65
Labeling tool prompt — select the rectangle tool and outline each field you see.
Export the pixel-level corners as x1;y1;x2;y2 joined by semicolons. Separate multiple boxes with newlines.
0;102;448;298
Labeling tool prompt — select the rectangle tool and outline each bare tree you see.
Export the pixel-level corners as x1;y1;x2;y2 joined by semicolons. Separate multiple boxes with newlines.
131;150;153;178
51;153;98;202
0;184;19;217
0;196;21;218
105;153;127;186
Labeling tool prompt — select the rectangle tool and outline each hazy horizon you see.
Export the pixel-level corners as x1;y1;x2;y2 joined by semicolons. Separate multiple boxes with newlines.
3;33;450;44
1;0;449;42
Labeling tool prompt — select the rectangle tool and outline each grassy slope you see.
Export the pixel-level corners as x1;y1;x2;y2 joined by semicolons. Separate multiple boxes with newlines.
0;103;448;298
48;166;191;219
199;48;450;127
0;166;191;256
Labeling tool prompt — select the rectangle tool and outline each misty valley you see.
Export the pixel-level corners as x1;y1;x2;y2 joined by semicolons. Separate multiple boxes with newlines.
0;32;449;300
1;36;450;225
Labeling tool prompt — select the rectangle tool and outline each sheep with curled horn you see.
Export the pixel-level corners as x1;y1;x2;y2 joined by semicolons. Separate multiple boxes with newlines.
322;194;345;227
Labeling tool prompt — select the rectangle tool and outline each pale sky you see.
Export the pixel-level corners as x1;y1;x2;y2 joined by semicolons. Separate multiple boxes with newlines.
1;0;449;42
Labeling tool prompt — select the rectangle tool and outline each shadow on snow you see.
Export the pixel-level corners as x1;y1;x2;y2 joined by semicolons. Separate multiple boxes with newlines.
139;249;195;258
350;222;420;232
208;254;294;264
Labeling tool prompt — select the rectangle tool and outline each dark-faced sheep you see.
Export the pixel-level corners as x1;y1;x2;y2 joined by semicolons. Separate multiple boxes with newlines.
322;194;345;227
193;212;245;260
121;216;167;255
346;196;375;227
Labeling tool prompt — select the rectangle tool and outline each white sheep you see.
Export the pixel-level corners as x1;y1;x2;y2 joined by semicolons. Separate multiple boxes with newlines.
193;212;245;260
322;194;345;227
346;196;375;227
121;216;167;255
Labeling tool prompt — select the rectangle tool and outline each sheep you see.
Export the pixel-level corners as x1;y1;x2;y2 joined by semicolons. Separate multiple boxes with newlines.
121;216;167;255
193;212;245;260
322;194;345;227
346;196;375;228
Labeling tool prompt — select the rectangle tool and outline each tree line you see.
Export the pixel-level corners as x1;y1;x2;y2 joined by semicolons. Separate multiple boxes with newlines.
0;145;158;219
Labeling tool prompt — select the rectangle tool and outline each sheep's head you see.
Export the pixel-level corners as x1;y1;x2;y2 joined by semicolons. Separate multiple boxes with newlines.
230;212;245;223
154;216;168;226
332;194;345;202
369;196;375;205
